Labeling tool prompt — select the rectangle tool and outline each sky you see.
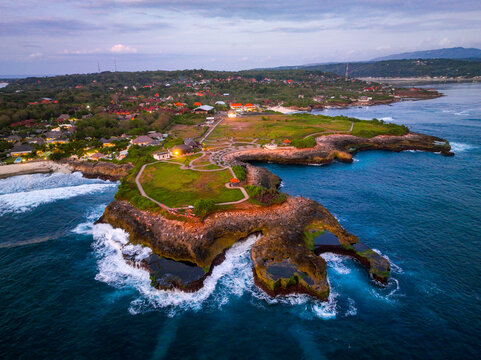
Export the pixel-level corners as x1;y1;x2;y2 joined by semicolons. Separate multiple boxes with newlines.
1;0;481;75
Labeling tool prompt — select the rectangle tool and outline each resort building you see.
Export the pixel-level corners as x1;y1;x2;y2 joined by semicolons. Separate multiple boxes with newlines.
10;144;33;157
6;135;21;143
169;144;194;157
193;105;214;114
264;143;278;150
131;135;158;146
153;151;171;160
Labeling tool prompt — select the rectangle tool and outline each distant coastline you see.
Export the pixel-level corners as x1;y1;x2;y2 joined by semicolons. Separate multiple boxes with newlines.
357;76;481;85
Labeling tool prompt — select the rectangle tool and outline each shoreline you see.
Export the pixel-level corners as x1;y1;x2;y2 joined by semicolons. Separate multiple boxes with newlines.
0;160;71;179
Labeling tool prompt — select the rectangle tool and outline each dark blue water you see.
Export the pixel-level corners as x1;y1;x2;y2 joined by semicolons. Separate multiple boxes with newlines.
1;83;480;359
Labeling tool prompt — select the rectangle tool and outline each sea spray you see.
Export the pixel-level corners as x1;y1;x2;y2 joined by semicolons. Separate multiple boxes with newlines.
92;223;262;315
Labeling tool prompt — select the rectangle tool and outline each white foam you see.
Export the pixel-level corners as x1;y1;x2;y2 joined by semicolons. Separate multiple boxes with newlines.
450;142;476;152
345;298;357;317
72;204;107;235
92;223;262;315
372;248;403;274
379;116;394;122
0;183;117;215
321;253;351;275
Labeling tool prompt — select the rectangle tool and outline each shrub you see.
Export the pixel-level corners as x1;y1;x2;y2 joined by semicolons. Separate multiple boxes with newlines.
291;137;317;149
232;165;247;181
245;185;286;206
193;199;216;217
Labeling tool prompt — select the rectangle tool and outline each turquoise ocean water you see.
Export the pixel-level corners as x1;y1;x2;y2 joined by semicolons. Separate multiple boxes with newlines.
1;83;480;359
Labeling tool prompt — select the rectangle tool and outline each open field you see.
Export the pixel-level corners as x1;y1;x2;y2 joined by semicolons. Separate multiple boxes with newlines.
139;162;244;207
208;113;406;142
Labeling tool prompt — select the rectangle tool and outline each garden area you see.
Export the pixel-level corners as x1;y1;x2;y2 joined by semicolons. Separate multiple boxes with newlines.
139;162;244;208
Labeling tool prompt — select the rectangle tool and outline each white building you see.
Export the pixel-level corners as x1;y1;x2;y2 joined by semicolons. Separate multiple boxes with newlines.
264;144;278;150
153;151;171;160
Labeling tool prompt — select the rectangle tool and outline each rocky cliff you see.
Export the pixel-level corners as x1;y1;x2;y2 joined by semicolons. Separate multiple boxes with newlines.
62;160;133;181
224;132;452;166
98;194;389;300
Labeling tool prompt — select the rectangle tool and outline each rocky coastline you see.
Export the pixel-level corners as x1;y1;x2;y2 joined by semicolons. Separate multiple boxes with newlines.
224;132;453;167
0;159;132;181
18;131;448;301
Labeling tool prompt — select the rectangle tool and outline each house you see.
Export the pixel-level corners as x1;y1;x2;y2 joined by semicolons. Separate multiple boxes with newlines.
100;137;119;147
27;137;44;145
10;144;33;157
46;137;69;144
147;132;164;140
89;152;106;160
44;131;63;140
230;103;243;110
184;138;199;148
6;135;21;143
169;144;194;157
117;150;129;160
215;101;226;105
174;102;184;107
153;151;171;160
264;143;278;150
244;103;256;112
283;139;291;145
57;114;70;122
193;102;202;107
193;105;214;113
131;135;158;146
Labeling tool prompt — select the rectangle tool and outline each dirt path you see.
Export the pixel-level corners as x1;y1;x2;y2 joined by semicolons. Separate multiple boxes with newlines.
302;122;354;139
135;158;249;211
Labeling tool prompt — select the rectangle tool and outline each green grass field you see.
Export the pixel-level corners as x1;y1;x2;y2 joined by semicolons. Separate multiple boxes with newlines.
208;113;407;142
139;162;243;207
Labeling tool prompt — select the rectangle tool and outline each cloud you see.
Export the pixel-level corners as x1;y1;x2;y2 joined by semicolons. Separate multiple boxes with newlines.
440;37;452;46
109;44;137;53
28;52;43;59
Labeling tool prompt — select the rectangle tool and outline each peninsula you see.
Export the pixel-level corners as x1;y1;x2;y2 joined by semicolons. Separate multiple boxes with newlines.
92;112;452;301
0;70;453;301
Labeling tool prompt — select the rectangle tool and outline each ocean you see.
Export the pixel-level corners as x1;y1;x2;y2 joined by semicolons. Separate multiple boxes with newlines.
1;82;480;359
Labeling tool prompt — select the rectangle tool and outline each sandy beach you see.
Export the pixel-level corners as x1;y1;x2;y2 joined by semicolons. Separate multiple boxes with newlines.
0;160;71;179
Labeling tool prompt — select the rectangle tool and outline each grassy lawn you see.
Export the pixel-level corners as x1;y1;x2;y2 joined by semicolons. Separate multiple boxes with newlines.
140;162;244;207
166;153;202;165
209;114;351;141
352;121;408;138
168;124;206;139
208;113;408;142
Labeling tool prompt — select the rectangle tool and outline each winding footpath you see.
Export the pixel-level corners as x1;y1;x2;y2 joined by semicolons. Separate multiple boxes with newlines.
135;152;250;212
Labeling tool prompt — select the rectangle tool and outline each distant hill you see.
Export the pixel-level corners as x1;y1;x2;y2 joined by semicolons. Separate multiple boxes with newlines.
266;58;481;78
372;47;481;61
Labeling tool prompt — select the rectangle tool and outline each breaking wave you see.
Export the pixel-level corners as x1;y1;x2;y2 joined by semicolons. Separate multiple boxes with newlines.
72;204;108;235
92;223;345;319
449;142;476;153
92;223;262;316
0;182;117;215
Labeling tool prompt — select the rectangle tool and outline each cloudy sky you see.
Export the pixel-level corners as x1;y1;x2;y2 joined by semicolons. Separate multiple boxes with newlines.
1;0;480;75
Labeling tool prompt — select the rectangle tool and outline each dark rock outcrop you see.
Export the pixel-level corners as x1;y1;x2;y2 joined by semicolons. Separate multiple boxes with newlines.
224;132;453;166
63;160;133;181
98;194;388;300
